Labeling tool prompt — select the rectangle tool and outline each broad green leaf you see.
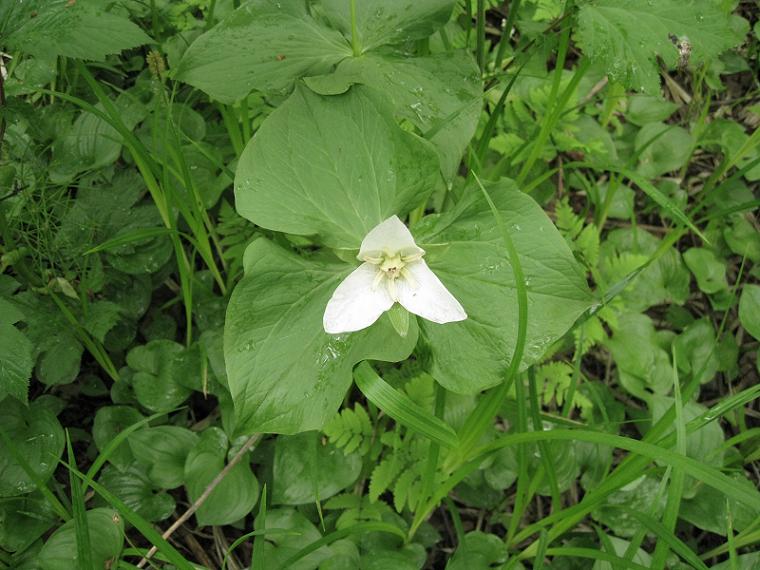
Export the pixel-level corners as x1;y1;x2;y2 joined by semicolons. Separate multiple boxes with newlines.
0;323;33;404
635;123;694;178
592;475;665;538
235;85;438;249
255;508;335;570
38;508;124;570
0;0;151;61
184;428;259;526
126;340;197;413
175;0;351;103
446;531;506;570
128;426;199;489
319;0;456;51
625;95;679;126
679;473;760;535
673;319;720;385
92;406;144;471
605;312;673;400
576;0;743;94
0;397;64;497
413;180;592;394
683;247;728;294
0;493;57;553
305;51;481;180
13;293;83;386
272;432;361;505
739;284;760;341
98;464;175;522
224;238;418;434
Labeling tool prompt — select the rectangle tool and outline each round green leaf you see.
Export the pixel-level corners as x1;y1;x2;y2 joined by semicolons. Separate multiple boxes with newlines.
98;464;175;522
126;341;196;413
38;508;124;570
128;426;199;489
0;397;64;497
92;406;145;471
234;85;439;249
272;432;361;505
739;284;760;341
183;428;259;526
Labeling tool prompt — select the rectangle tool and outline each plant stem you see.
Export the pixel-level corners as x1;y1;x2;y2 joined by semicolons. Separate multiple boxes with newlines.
350;0;361;56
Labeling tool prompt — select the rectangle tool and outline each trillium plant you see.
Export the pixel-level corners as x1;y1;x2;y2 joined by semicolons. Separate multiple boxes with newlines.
213;3;593;437
323;216;467;334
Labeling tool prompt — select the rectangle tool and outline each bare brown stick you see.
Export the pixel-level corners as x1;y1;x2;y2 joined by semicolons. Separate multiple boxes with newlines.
136;433;262;568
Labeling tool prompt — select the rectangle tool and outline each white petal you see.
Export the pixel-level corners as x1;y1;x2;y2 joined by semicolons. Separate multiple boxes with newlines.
359;215;424;259
397;260;467;324
323;262;394;334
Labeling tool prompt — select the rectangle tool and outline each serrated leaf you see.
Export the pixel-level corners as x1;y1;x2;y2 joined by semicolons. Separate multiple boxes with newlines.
576;0;742;94
369;455;403;502
0;323;33;404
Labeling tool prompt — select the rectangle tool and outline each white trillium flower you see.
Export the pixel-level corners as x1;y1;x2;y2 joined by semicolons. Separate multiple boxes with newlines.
323;215;467;334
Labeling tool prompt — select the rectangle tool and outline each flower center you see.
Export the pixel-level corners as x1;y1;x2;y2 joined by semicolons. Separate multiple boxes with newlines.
363;250;423;300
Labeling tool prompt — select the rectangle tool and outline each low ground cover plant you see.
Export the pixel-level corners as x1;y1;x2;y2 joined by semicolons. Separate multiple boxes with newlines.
0;0;759;568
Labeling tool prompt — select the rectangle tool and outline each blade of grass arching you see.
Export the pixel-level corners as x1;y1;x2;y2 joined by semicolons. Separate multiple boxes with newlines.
443;497;465;545
726;498;739;570
223;530;300;570
217;102;245;156
49;292;120;382
251;485;267;570
493;0;521;70
622;465;671;563
281;522;406;568
618;508;708;570
475;59;530;162
527;368;560;508
84;228;179;255
515;7;586;185
615;167;708;243
506;368;529;545
471;430;760;545
64;465;195;570
83;411;170;493
476;0;486;73
533;529;549;569
409;383;446;537
453;174;529;462
702;126;760;197
0;428;70;521
543;547;650;570
651;347;687;570
66;432;94;570
512;381;760;547
560;330;583;418
354;362;458;449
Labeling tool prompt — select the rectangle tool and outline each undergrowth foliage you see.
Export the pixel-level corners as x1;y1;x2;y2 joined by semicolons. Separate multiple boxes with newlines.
0;0;759;569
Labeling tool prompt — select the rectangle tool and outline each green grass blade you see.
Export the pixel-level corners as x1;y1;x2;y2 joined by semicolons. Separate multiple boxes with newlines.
354;362;458;449
251;484;267;570
65;464;195;570
280;522;406;568
454;173;528;457
66;431;94;570
0;427;70;521
616;167;707;243
545;547;650;570
83;410;170;493
84;228;178;255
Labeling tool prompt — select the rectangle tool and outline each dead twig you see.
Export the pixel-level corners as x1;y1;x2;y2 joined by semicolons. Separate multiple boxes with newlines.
136;433;262;569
